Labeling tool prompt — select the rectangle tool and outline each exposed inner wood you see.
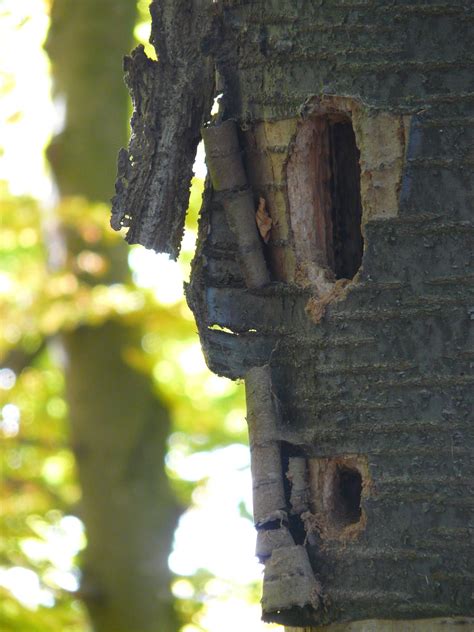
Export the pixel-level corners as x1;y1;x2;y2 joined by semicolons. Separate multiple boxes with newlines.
287;117;334;287
305;455;370;541
287;114;363;288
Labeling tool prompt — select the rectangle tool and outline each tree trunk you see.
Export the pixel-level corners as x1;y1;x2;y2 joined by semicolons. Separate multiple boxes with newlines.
286;619;473;632
46;2;179;631
112;0;474;629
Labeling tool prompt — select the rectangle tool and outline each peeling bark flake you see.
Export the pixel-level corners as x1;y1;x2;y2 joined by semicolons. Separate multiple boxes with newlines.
110;1;215;259
245;366;322;620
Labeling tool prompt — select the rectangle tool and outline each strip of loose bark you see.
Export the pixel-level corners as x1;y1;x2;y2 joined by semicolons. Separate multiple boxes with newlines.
245;365;321;618
245;365;286;525
263;545;321;615
202;120;270;288
111;0;216;258
287;456;310;515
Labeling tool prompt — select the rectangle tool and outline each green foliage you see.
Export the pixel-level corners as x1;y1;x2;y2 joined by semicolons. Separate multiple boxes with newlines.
0;590;88;632
0;178;248;630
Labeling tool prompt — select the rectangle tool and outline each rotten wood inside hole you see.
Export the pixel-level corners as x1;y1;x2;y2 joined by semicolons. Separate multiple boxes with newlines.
287;114;363;286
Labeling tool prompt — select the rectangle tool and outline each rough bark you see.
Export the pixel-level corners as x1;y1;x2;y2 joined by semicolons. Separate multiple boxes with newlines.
110;0;216;258
64;323;178;632
46;2;180;631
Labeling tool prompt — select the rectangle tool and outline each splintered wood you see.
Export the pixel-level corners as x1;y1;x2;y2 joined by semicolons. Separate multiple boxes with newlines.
201;120;270;289
256;197;273;244
245;365;321;618
110;0;215;257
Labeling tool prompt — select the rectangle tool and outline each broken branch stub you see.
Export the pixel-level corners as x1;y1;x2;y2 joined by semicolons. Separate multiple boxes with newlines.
110;0;215;259
202;120;270;288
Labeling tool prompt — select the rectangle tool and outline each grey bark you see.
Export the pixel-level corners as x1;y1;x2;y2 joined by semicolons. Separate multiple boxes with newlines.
110;0;215;258
202;120;270;288
112;0;474;628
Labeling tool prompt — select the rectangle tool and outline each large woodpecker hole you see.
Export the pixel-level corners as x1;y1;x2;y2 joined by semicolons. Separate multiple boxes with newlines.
328;119;363;280
287;113;364;283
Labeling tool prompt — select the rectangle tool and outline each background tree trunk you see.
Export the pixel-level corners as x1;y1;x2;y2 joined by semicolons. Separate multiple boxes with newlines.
46;2;179;631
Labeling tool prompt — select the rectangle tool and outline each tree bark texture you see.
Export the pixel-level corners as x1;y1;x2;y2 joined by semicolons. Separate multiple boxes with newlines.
47;2;179;631
113;0;474;628
110;0;216;258
287;618;474;632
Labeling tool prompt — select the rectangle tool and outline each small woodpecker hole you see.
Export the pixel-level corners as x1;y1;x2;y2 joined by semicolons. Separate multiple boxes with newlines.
333;465;362;526
308;455;368;539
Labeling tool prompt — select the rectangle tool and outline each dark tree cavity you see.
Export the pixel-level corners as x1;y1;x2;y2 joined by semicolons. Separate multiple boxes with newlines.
328;117;364;280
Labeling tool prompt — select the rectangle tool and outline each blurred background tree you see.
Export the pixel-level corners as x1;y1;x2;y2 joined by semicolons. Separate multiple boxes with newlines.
0;1;268;632
45;1;179;630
